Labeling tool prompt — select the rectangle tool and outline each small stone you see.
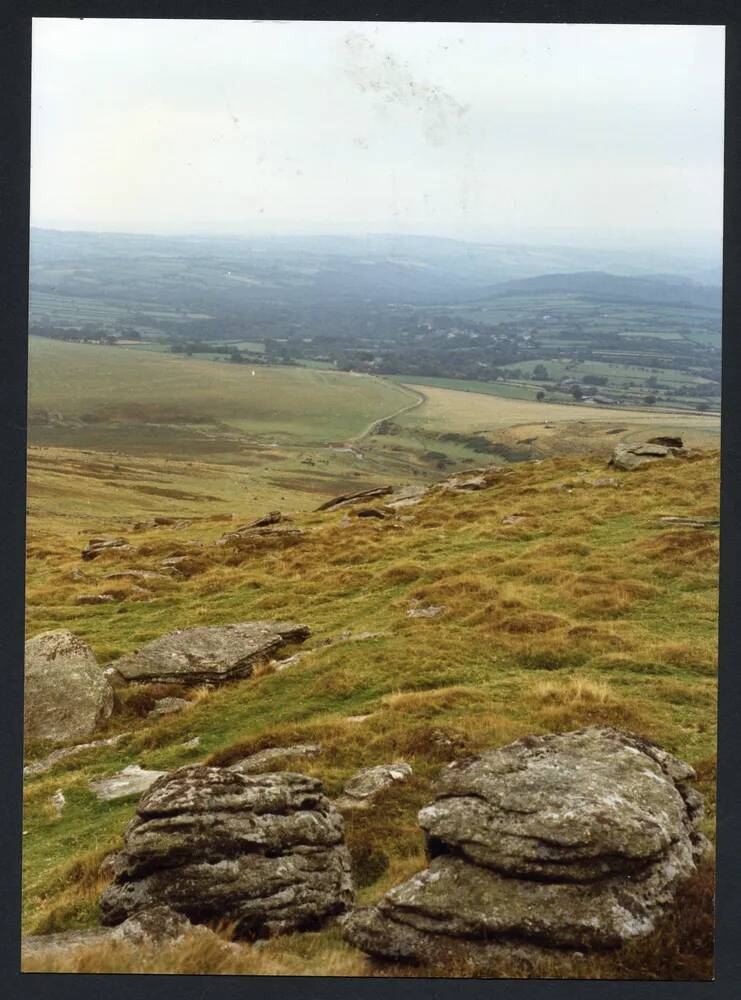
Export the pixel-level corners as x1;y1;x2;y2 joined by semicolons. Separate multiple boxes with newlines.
148;697;191;719
336;762;412;810
407;605;445;619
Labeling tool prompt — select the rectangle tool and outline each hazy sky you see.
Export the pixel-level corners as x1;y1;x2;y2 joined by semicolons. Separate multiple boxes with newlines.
31;19;725;248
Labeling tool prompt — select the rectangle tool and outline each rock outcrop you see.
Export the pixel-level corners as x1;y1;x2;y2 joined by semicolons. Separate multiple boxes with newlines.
99;767;353;937
81;537;131;561
316;486;395;512
336;762;412;810
24;630;114;746
342;727;707;965
110;621;311;685
609;440;688;472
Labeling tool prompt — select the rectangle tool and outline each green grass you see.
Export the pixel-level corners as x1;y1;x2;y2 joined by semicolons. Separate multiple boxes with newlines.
28;337;417;447
23;448;719;968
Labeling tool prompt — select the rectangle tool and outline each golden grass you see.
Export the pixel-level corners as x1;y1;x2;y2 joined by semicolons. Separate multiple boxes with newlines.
22;446;720;978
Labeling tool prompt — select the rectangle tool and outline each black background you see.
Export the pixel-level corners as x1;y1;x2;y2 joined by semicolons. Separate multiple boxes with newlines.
1;3;738;997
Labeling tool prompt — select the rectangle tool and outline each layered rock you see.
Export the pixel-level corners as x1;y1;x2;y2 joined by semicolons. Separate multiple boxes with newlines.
342;727;707;964
110;621;310;685
609;440;687;472
100;767;353;937
24;630;114;746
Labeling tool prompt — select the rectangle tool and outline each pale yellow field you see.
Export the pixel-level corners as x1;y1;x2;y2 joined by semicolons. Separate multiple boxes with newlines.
399;383;721;442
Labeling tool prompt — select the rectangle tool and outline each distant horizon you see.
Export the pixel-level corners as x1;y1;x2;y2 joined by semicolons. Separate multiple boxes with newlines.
30;222;723;258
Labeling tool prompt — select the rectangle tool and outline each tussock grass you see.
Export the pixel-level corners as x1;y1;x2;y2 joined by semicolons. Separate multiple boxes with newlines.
22;446;720;978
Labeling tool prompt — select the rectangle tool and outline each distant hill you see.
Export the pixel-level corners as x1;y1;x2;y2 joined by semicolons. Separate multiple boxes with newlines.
475;271;721;311
29;229;721;308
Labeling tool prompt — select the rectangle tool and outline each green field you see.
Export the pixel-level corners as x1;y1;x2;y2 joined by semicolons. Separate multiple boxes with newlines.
28;337;416;446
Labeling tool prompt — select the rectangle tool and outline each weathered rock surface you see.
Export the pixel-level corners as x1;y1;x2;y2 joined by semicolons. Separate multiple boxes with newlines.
24;630;114;746
229;743;322;774
217;519;304;547
336;762;412;810
99;767;353;937
342;727;707;963
81;537;131;561
316;486;394;512
90;764;168;801
609;441;680;472
384;485;429;509
110;621;311;685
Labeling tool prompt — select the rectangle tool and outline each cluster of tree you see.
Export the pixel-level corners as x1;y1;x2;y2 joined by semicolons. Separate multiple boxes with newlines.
30;323;119;344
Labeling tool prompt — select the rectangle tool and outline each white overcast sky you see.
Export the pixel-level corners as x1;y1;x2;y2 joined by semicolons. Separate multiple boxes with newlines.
31;19;725;248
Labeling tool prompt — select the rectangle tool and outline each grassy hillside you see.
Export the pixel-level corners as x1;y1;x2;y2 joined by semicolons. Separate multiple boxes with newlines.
28;337;416;446
397;382;721;437
23;446;719;977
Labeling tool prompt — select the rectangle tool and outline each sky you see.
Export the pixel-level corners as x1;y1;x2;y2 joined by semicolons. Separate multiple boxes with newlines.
31;19;725;250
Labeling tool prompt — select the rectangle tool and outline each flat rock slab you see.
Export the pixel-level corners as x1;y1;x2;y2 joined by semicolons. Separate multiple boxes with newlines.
343;727;707;961
336;762;412;810
99;767;353;937
24;630;114;747
90;764;168;801
110;621;311;685
229;744;322;774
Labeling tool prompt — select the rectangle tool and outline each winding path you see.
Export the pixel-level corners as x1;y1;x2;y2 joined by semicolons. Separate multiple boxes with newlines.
350;382;427;443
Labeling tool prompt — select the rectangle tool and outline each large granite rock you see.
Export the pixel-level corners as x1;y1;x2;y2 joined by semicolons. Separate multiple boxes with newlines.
110;621;311;685
24;630;114;746
342;727;707;964
609;441;679;472
100;767;353;937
